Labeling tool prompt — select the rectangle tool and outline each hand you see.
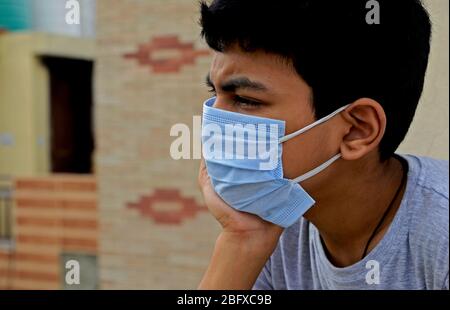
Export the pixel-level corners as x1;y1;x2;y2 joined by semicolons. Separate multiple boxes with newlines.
198;160;283;243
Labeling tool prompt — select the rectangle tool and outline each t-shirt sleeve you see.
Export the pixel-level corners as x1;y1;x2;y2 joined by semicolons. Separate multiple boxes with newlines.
252;259;273;290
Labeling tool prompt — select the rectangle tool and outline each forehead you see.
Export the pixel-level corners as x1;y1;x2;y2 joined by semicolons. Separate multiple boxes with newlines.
210;48;299;87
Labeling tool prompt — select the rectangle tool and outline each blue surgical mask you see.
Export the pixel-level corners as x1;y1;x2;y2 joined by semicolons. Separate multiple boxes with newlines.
202;97;349;228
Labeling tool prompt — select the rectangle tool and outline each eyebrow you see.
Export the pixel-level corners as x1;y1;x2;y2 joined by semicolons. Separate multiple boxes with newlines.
206;73;268;93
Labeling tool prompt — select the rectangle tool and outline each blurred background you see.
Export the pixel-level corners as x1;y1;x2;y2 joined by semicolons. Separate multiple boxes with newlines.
0;0;448;289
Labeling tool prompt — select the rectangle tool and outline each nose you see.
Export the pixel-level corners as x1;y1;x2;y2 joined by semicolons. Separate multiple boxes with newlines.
212;96;224;109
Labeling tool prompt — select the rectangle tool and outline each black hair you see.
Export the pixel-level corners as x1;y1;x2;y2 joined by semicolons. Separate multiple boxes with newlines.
200;0;432;161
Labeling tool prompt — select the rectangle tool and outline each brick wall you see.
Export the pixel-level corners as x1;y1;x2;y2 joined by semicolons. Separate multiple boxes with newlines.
0;175;97;289
95;0;220;289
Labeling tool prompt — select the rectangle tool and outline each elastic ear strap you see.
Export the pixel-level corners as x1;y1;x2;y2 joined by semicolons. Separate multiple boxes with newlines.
280;105;350;143
291;154;342;183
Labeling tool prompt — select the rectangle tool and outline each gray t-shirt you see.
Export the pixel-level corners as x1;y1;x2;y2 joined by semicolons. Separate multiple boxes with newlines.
253;154;449;290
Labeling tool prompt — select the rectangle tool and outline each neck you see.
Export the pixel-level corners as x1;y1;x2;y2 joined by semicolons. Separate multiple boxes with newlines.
303;153;407;267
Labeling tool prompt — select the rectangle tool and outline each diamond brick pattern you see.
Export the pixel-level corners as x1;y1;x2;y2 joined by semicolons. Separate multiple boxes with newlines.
127;188;206;225
124;35;210;73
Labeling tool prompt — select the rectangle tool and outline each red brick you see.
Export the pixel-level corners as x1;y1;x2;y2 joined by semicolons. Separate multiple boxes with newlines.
12;252;59;264
16;198;58;209
16;180;55;191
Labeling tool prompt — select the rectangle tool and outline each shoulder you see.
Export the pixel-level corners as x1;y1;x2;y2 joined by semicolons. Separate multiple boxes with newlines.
402;154;448;231
401;154;449;289
409;154;449;199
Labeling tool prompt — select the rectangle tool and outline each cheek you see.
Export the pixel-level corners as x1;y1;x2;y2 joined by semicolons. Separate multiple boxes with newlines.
281;129;327;179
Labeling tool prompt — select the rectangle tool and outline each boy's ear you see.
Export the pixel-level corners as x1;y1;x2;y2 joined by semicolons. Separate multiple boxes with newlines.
340;98;386;161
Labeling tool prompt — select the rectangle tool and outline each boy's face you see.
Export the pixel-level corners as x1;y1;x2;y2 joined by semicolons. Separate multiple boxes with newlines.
207;47;344;182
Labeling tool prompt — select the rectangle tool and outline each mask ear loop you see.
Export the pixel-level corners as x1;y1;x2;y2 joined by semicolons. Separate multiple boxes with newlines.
279;104;350;183
279;104;351;143
291;154;342;183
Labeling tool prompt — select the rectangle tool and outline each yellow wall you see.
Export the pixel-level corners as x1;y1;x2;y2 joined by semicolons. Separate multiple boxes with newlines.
0;34;35;175
0;33;94;176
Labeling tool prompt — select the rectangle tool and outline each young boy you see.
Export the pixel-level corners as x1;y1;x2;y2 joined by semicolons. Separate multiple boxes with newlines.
197;0;449;289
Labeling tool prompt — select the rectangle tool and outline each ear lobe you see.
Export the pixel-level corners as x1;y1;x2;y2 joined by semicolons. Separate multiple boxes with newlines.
340;98;386;161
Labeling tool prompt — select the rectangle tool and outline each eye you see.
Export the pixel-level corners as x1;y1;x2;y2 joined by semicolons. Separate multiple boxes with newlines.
232;96;262;109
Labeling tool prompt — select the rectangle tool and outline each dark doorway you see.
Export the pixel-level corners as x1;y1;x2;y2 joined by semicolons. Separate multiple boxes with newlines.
42;57;94;174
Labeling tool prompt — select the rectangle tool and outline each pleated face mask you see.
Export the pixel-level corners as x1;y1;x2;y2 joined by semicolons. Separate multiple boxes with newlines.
202;97;349;228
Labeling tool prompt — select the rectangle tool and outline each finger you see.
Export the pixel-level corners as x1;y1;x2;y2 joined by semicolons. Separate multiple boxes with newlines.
198;159;210;189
